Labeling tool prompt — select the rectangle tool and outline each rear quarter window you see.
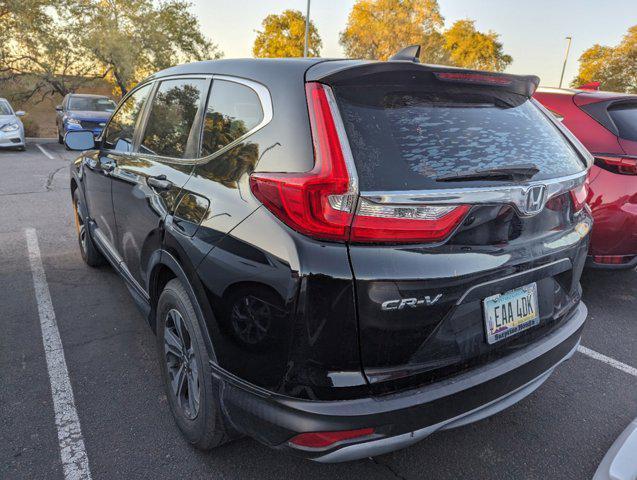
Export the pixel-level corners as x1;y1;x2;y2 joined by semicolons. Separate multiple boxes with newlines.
335;85;585;191
608;103;637;141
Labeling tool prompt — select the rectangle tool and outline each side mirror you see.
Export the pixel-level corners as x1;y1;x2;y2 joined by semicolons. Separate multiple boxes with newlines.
65;130;95;151
55;105;63;112
15;110;25;116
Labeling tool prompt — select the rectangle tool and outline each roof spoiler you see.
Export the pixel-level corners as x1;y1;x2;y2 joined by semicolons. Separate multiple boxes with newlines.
308;61;540;98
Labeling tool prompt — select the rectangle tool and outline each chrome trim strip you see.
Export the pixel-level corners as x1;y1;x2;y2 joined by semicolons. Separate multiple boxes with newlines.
134;74;273;166
360;170;587;216
323;85;359;195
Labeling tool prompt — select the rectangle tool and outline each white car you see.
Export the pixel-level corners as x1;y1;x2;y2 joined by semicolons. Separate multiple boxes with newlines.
0;98;26;151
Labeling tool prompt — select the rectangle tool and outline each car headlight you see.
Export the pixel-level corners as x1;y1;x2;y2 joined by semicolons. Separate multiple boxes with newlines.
1;122;19;132
65;117;82;126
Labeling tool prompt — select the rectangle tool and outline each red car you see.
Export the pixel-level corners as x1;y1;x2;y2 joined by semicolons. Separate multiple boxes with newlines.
535;87;637;269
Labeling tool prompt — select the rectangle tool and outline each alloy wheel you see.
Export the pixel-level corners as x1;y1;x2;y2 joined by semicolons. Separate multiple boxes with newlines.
164;308;200;420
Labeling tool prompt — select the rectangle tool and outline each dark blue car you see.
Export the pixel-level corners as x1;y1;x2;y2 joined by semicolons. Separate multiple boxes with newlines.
56;94;117;143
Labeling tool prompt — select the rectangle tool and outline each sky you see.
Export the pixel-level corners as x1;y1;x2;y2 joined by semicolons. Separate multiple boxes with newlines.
190;0;636;87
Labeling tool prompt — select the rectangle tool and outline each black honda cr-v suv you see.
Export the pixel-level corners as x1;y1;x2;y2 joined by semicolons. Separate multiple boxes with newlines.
66;48;592;462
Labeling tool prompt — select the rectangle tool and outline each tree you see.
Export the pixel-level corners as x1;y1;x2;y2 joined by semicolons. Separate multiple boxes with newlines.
71;0;221;96
253;9;322;58
0;0;220;100
443;20;512;72
572;25;637;93
339;0;448;63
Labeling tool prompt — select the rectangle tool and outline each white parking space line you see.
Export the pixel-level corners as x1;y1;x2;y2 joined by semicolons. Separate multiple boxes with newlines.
36;144;55;160
25;228;93;480
578;345;637;378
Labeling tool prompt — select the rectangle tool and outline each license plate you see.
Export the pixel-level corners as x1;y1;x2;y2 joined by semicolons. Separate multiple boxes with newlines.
483;282;539;344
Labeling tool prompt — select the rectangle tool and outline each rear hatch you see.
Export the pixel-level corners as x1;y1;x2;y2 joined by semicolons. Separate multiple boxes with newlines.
318;63;593;394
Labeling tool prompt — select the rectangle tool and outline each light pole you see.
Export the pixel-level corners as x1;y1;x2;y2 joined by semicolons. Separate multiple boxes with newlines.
559;36;573;89
303;0;311;57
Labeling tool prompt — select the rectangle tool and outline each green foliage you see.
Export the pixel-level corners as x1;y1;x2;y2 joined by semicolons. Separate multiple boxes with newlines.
339;0;447;63
0;0;220;99
443;19;512;72
253;9;322;58
572;25;637;93
21;114;39;137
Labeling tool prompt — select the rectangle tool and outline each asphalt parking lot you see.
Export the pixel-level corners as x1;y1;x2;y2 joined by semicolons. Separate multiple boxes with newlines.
1;140;636;480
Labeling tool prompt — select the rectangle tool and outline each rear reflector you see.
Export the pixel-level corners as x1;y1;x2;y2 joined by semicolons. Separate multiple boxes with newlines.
249;82;469;244
595;156;637;175
592;255;635;265
289;428;375;449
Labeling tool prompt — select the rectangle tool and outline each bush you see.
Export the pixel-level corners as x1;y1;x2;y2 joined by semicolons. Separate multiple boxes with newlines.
21;115;39;137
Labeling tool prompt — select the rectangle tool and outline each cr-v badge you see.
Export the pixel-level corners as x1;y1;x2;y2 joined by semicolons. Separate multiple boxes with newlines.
381;294;443;311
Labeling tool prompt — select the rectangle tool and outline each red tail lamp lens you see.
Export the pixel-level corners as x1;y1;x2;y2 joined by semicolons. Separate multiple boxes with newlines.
593;255;635;265
289;428;375;449
595;156;637;175
570;183;588;213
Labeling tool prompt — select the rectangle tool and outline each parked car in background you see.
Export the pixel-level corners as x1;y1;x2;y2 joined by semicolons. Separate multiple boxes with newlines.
0;98;26;151
56;94;117;143
65;53;591;462
535;87;637;268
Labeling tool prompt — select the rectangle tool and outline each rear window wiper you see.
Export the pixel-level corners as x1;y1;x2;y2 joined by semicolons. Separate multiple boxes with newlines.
435;164;540;182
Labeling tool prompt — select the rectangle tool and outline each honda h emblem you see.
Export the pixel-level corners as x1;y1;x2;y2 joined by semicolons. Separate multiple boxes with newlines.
522;185;547;216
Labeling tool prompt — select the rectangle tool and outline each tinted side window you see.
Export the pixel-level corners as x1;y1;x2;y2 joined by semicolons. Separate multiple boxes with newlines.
609;104;637;142
102;84;152;152
140;78;207;158
201;80;264;157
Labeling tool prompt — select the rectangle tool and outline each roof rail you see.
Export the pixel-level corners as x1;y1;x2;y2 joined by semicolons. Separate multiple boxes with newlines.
389;45;421;63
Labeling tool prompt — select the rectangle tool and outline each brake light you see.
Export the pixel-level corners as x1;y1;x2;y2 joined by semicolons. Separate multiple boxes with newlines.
595;155;637;175
569;183;588;213
249;82;469;244
434;72;512;86
289;428;375;449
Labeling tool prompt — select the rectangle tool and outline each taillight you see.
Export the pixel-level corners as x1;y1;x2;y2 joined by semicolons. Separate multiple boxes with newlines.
249;82;355;242
289;428;375;449
570;183;588;213
249;82;469;244
592;255;636;265
350;199;469;243
595;155;637;175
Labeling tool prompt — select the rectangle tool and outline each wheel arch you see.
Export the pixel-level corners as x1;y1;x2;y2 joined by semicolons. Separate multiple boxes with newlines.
147;249;218;362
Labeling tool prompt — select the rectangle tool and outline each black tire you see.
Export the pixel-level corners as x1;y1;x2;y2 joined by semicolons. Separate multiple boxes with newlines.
72;190;105;267
157;279;230;450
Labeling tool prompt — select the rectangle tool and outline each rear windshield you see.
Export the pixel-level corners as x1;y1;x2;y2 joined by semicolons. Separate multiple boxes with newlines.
608;103;637;142
334;85;585;190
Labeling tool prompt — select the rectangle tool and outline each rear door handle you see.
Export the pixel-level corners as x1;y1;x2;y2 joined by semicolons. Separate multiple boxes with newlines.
147;175;173;190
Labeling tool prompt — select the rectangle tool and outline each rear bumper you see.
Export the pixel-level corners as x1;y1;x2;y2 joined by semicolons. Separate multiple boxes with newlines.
216;301;587;462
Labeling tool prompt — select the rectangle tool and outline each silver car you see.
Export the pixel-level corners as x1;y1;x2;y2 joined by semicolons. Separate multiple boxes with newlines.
0;98;25;150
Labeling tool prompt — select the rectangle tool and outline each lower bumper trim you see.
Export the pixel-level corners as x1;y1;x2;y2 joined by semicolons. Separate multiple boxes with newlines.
315;340;579;462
